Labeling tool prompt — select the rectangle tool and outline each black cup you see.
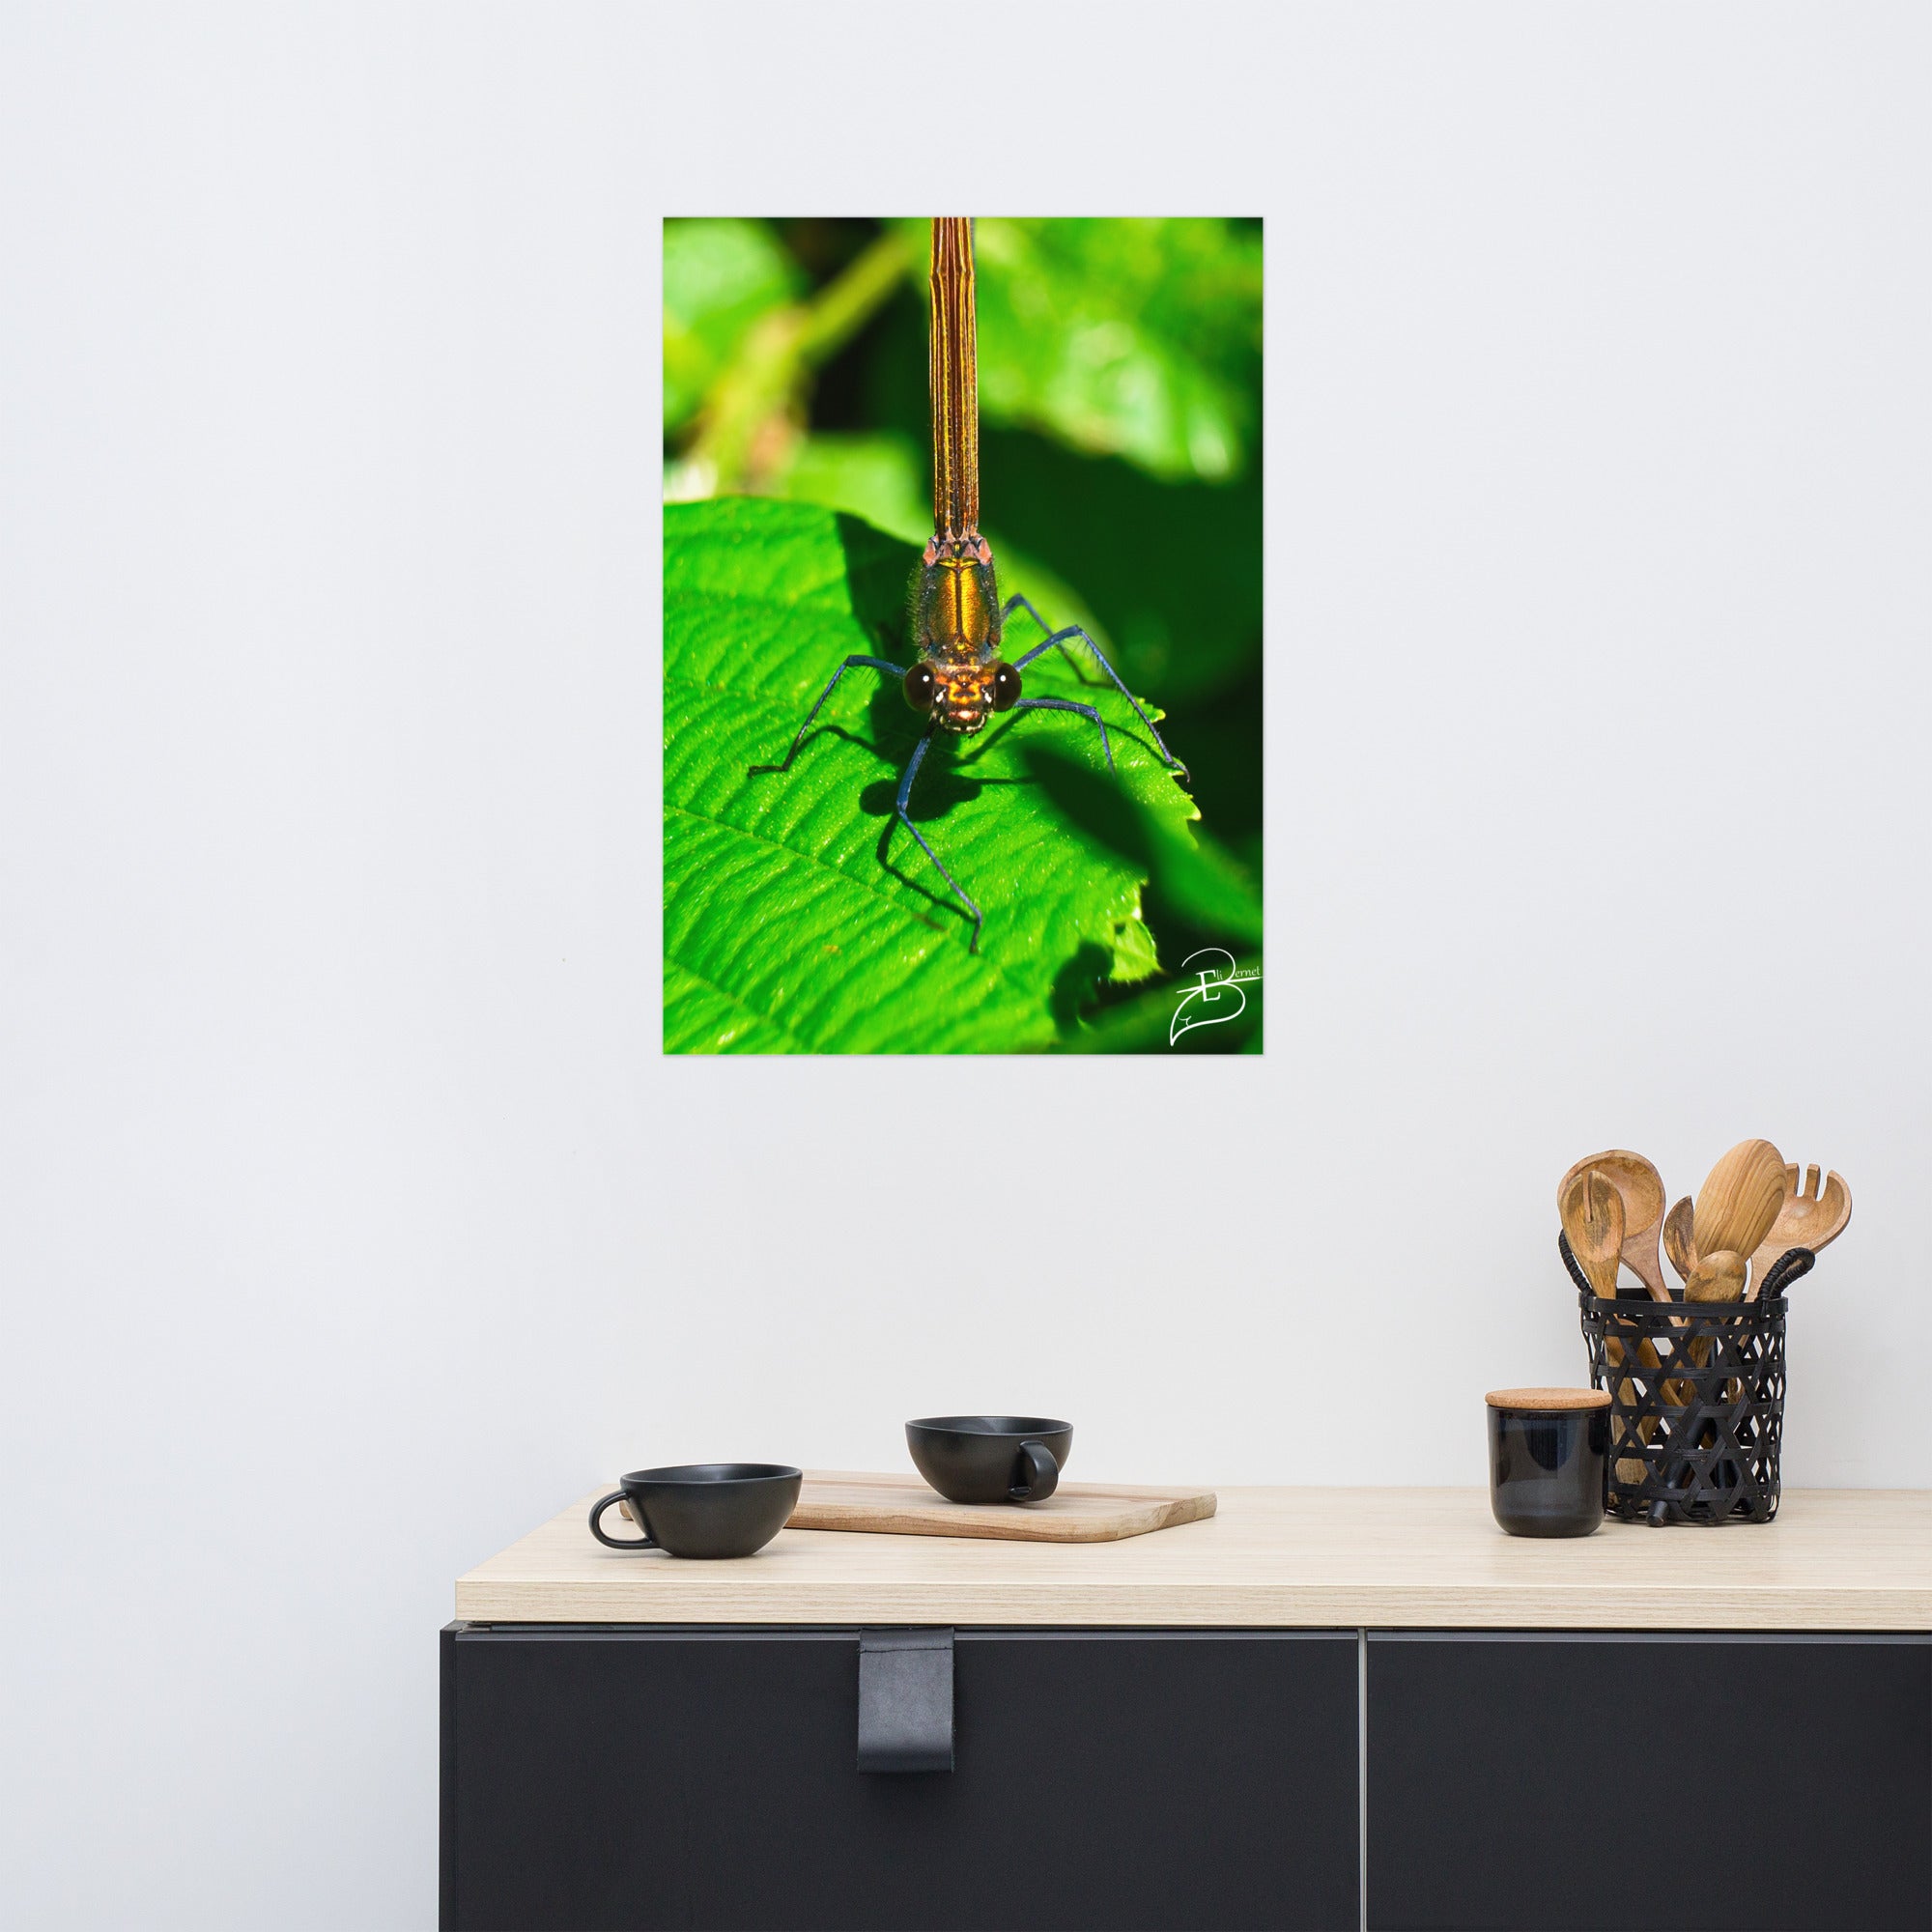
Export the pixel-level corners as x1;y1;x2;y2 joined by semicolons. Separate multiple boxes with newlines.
905;1416;1072;1505
1486;1389;1608;1538
587;1463;802;1559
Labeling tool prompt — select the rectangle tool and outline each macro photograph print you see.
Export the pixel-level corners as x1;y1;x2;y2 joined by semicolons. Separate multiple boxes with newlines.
663;216;1263;1054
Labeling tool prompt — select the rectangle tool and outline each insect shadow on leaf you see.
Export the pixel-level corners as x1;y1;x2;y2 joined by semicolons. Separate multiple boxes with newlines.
1050;941;1114;1037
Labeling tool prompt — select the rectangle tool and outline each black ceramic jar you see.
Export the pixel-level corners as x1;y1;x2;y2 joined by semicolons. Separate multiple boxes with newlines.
1485;1387;1608;1538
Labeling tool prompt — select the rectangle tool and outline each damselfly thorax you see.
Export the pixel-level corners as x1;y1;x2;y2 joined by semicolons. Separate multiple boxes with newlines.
907;532;1019;734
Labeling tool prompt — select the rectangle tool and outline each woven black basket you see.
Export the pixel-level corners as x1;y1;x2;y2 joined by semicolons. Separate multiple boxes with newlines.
1565;1235;1811;1526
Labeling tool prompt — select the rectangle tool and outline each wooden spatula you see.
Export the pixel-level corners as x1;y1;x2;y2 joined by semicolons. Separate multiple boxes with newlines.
1692;1140;1786;1272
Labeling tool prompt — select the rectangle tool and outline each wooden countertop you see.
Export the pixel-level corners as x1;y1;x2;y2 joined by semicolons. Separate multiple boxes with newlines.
455;1482;1932;1631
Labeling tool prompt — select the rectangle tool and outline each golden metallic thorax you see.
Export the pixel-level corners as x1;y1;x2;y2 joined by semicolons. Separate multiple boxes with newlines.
914;534;1004;732
917;534;999;662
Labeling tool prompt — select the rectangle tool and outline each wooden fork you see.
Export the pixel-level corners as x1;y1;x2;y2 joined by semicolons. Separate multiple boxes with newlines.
1747;1165;1852;1298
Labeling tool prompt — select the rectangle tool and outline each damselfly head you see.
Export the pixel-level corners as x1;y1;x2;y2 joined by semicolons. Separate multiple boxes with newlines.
908;660;1022;735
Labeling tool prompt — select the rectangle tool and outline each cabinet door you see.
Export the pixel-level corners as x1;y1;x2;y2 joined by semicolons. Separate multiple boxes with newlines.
442;1625;1360;1932
1366;1632;1931;1931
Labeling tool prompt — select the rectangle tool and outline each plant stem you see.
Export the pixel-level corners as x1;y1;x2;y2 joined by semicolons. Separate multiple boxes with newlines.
685;228;911;495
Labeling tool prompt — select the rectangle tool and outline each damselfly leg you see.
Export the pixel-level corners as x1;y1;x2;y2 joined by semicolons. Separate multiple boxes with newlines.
750;654;989;948
749;655;904;774
1009;696;1111;770
894;724;983;951
1002;594;1189;781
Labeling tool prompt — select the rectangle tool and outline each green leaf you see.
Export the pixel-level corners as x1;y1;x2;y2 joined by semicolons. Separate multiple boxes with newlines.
1056;953;1264;1055
663;219;803;434
950;218;1263;484
664;497;1201;1054
1023;744;1263;948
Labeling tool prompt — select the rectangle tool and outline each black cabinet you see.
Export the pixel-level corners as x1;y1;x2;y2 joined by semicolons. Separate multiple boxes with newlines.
444;1623;1932;1931
1365;1633;1932;1931
441;1625;1361;1932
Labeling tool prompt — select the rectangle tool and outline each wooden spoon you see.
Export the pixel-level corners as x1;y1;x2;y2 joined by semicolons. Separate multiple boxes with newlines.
1747;1165;1852;1298
1662;1196;1697;1285
1664;1248;1747;1404
1684;1249;1746;1304
1559;1167;1624;1297
1557;1151;1669;1301
1560;1170;1651;1481
1692;1140;1786;1269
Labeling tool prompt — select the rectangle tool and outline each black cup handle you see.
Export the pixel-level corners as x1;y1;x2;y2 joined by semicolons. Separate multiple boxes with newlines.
1009;1440;1060;1503
588;1491;656;1550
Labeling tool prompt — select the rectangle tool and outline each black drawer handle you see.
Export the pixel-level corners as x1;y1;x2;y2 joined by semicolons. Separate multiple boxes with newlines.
857;1630;954;1774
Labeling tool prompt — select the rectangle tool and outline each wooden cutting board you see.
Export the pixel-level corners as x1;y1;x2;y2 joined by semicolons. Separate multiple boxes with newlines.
785;1470;1217;1544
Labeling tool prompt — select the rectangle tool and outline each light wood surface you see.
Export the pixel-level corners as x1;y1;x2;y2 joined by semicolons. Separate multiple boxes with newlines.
454;1485;1932;1631
784;1471;1214;1542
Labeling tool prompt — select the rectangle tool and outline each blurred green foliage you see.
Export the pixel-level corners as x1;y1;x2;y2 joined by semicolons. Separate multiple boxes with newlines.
959;217;1262;482
663;216;1264;1051
663;218;803;432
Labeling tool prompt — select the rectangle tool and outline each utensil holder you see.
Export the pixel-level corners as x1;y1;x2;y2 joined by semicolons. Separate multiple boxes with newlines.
1573;1265;1790;1526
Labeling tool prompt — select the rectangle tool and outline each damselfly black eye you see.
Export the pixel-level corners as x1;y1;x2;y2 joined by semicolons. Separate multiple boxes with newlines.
990;662;1021;712
903;664;937;712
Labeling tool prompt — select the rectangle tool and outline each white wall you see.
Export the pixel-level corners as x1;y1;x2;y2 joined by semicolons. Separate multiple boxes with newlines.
4;4;1926;1926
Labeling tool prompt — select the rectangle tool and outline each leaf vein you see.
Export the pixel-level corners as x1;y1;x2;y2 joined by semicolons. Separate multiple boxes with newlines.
666;800;1046;1004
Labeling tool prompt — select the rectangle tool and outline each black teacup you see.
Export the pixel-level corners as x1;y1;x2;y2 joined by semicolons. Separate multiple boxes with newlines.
906;1416;1072;1505
588;1463;802;1559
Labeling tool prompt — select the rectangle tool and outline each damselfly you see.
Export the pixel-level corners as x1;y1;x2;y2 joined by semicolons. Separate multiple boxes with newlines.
753;217;1188;952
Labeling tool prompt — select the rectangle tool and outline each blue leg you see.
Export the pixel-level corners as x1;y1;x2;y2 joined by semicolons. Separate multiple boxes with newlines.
1008;617;1188;781
999;593;1085;679
892;724;983;952
1012;695;1113;772
750;656;902;773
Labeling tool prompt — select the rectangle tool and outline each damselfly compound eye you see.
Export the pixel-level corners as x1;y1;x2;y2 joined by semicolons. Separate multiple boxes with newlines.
903;663;937;711
990;662;1022;712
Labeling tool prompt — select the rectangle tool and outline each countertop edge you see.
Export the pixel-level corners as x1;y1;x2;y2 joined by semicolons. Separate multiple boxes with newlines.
452;1580;1932;1632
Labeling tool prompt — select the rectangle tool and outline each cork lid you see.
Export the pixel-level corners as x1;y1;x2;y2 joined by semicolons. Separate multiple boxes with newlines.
1485;1386;1611;1411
